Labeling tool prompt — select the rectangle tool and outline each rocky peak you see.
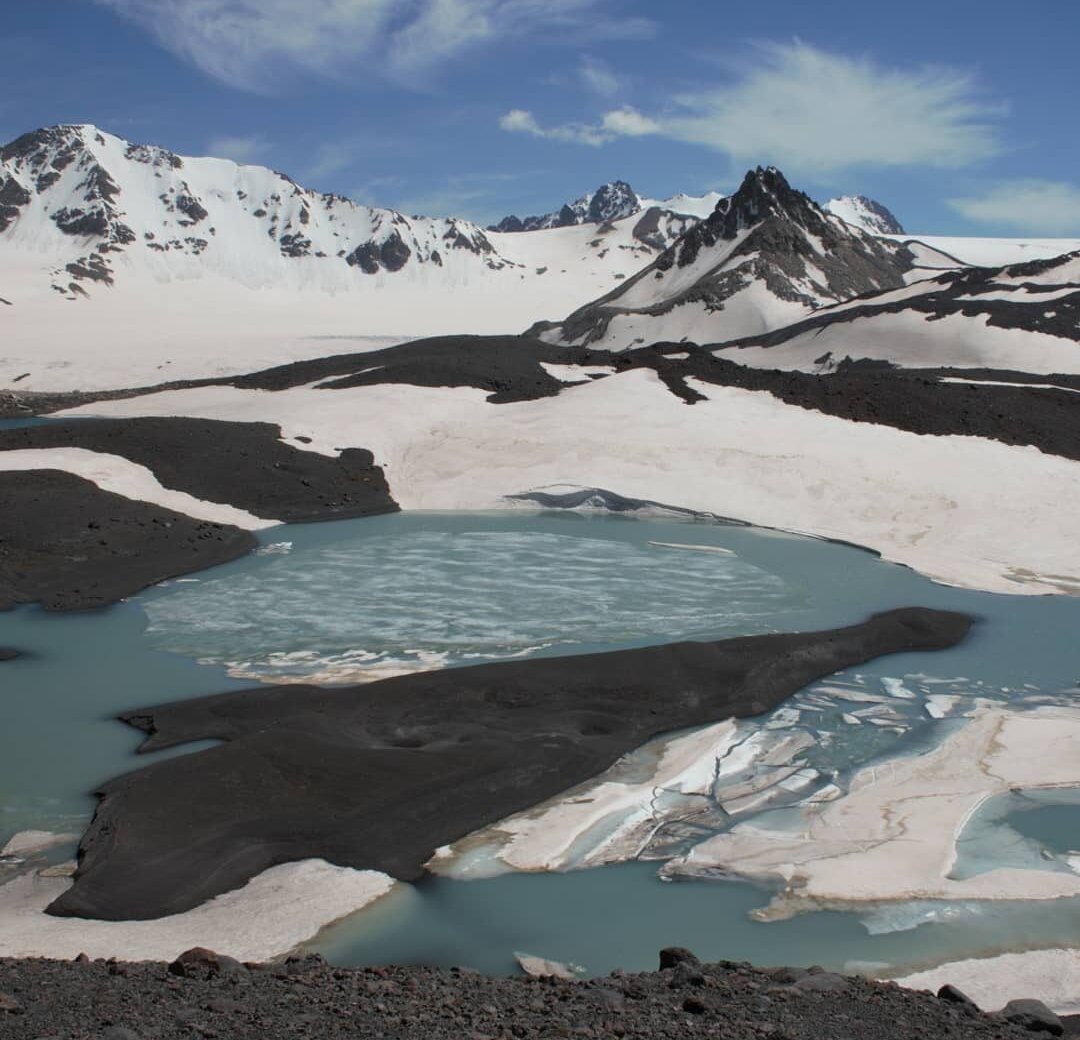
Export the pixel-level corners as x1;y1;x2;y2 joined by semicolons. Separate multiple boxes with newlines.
542;165;916;349
0;122;515;299
491;180;642;233
661;166;893;275
707;166;818;238
586;180;640;223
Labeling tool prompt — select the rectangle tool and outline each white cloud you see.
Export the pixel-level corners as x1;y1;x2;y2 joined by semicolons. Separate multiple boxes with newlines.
204;134;269;163
656;43;1001;171
578;55;625;99
499;108;611;147
96;0;652;92
600;106;658;137
949;180;1080;235
501;42;1001;173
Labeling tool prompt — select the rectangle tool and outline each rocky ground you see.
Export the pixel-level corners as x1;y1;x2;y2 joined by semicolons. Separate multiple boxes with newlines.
0;947;1072;1040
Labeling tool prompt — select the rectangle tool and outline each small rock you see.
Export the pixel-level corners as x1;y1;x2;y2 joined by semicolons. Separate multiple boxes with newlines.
668;963;706;989
169;946;246;979
793;972;850;993
1002;998;1064;1035
682;995;707;1015
515;953;578;981
769;967;808;984
0;992;23;1014
938;984;978;1008
659;947;700;970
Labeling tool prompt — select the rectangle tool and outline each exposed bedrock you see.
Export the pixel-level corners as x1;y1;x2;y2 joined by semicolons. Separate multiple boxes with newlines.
0;470;257;611
47;607;971;921
0;417;398;524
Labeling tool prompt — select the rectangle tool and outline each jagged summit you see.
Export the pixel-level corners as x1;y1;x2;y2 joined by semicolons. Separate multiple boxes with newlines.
533;165;918;349
825;195;905;235
492;180;641;233
0;123;504;298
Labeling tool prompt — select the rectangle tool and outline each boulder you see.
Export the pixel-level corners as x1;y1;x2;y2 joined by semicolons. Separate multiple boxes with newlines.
1002;998;1064;1035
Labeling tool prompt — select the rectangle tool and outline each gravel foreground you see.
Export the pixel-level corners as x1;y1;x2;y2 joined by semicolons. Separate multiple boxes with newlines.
0;948;1073;1040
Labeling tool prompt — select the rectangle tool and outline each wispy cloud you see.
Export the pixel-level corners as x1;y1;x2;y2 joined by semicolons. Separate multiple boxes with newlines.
204;133;270;163
303;140;365;182
96;0;653;93
578;55;625;99
389;169;544;220
499;108;611;147
502;42;1003;173
949;180;1080;235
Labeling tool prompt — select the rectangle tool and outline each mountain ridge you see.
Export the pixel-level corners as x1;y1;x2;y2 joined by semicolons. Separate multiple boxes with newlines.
533;166;922;348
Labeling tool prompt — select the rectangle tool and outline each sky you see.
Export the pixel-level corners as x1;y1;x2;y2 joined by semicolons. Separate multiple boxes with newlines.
3;0;1080;235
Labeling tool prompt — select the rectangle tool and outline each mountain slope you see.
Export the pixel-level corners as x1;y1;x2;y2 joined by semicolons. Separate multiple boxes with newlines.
824;195;905;235
0;125;699;388
533;167;921;348
0;124;508;301
714;250;1080;374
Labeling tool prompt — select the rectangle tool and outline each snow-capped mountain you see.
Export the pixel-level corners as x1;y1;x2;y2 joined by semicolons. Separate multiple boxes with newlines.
0;124;711;385
533;167;923;348
492;180;725;236
824;195;905;235
716;250;1080;374
0;124;507;300
492;180;642;232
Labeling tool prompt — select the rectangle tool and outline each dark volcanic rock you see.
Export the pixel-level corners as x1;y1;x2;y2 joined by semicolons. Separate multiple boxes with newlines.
659;947;701;970
0;417;398;524
168;947;246;979
0;175;30;232
0;954;1048;1040
0;470;257;611
941;983;980;1008
47;607;970;921
1003;998;1064;1035
234;334;571;402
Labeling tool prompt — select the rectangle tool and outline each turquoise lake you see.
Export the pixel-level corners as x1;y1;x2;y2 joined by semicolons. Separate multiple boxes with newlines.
2;510;1079;977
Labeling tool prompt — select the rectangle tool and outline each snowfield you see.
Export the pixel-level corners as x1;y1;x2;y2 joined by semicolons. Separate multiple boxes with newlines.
43;369;1080;598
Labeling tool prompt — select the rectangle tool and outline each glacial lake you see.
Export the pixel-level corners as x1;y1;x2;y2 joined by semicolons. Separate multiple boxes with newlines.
2;510;1080;978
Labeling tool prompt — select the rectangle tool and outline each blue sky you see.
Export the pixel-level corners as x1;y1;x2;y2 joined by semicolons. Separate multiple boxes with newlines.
4;0;1080;235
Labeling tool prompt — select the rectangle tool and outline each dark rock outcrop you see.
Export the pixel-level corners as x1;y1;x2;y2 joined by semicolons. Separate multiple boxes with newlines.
0;469;257;611
492;180;641;232
47;607;970;920
0;417;398;525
